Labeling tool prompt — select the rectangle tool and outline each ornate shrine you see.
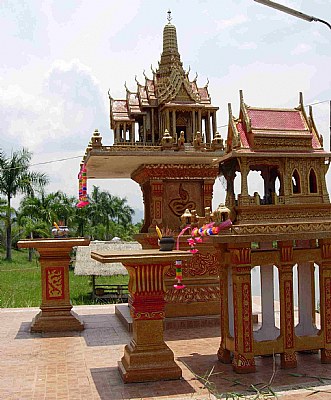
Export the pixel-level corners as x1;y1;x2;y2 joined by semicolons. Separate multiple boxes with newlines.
196;91;331;373
83;12;225;320
80;9;331;377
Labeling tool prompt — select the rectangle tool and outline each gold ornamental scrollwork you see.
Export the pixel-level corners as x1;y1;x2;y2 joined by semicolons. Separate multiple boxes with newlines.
165;286;220;303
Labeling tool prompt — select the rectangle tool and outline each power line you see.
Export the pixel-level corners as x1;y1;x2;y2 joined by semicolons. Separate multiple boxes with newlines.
0;155;83;173
305;99;330;107
30;155;83;167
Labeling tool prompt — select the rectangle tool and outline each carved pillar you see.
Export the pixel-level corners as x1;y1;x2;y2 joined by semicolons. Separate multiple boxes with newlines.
205;111;210;144
192;110;196;137
218;261;232;363
123;122;127;142
254;265;279;341
226;173;236;207
151;108;155;144
198;109;202;133
295;261;318;336
143;115;146;142
150;180;164;227
212;111;217;138
116;124;120;144
278;241;297;369
321;165;330;202
172;110;176;137
239;158;249;207
203;180;214;210
130;123;134;143
228;243;255;373
320;239;331;363
166;109;170;131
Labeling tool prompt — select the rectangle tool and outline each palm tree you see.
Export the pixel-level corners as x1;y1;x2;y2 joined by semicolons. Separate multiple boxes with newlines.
0;148;48;260
51;191;76;226
84;186;135;240
112;196;134;225
0;197;8;247
16;213;49;261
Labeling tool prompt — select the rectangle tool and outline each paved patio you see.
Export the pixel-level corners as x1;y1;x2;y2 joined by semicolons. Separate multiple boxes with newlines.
0;305;331;400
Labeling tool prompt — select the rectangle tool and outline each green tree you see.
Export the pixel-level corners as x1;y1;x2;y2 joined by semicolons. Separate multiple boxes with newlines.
82;185;135;240
0;197;8;247
0;148;48;260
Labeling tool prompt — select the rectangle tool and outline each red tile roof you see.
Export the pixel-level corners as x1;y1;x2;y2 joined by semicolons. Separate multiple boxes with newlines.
237;122;249;147
198;87;210;102
113;100;128;113
248;109;306;131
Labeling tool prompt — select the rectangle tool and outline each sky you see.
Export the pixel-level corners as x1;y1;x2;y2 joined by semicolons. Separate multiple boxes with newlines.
0;0;330;219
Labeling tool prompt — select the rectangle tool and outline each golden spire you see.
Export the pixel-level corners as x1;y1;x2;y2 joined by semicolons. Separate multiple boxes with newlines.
167;9;172;23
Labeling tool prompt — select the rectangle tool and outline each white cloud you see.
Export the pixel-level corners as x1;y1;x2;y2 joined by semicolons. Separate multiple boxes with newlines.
292;43;311;55
216;14;248;31
238;42;257;50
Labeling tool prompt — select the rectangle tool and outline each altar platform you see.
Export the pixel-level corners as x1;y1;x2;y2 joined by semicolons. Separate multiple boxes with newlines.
1;304;330;399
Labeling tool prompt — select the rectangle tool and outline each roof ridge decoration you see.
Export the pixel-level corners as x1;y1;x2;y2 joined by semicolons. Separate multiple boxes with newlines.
239;90;251;132
309;105;323;149
296;91;311;132
228;103;241;150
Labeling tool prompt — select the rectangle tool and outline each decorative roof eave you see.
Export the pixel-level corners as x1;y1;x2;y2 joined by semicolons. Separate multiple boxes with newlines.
226;103;249;152
251;128;311;135
309;105;323;149
112;116;135;122
160;103;218;110
239;90;251;132
222;148;331;159
295;92;311;131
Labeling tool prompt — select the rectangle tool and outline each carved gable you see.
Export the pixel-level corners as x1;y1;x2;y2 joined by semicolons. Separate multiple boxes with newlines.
174;83;193;102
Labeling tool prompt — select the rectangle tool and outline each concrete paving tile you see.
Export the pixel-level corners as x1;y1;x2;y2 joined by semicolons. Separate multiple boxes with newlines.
0;305;330;399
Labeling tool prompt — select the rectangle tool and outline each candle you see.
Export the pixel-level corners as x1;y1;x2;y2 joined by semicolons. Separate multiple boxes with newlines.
155;225;162;240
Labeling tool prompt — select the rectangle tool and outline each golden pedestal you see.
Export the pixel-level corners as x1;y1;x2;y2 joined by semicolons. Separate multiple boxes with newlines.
17;238;90;332
91;249;192;383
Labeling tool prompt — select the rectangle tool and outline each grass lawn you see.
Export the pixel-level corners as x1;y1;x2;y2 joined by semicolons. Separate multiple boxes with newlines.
0;248;128;308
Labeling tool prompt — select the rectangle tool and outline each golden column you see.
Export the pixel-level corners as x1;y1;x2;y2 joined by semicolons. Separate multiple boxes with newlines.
172;110;176;137
278;241;297;369
228;243;255;373
217;252;232;364
320;239;331;363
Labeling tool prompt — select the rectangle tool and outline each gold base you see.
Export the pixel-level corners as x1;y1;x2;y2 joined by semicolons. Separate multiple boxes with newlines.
119;341;182;383
30;309;84;332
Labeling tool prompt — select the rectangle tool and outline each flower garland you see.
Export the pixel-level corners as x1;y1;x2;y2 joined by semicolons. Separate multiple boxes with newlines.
173;218;232;290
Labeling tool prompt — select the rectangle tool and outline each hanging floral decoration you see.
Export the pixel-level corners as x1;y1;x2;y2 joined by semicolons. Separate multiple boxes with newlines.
76;164;89;208
174;260;185;290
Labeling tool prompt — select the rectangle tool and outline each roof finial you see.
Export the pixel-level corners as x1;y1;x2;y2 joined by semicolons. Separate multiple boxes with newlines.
167;9;172;24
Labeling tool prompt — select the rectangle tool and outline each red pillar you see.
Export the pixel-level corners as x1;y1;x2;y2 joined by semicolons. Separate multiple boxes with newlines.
278;241;297;369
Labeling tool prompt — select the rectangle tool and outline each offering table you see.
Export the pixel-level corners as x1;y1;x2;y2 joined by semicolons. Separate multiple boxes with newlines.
91;249;192;383
17;238;90;332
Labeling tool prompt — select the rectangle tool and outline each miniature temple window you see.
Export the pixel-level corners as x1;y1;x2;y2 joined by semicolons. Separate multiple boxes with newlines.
309;168;318;193
292;169;301;194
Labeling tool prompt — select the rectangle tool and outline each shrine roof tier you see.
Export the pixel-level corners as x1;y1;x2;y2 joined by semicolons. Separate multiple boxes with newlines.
222;91;327;158
109;15;218;127
83;145;222;179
